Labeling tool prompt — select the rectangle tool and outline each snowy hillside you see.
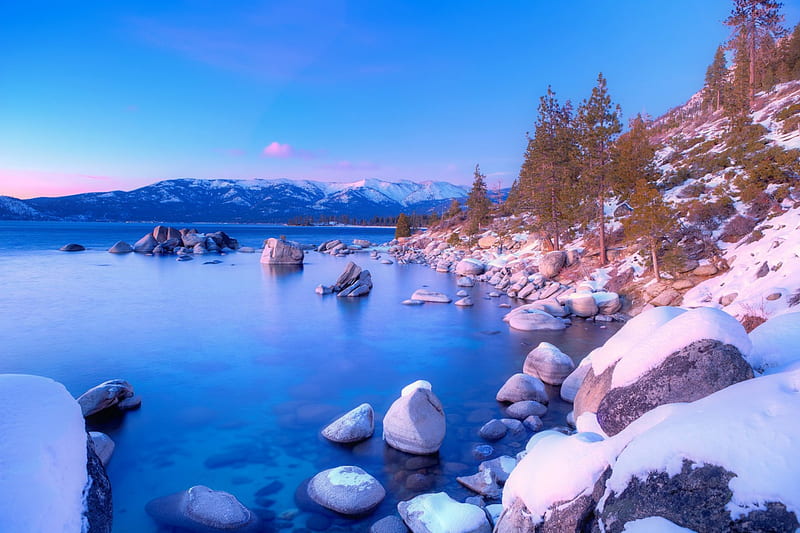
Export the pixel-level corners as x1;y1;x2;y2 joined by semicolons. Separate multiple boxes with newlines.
10;178;469;223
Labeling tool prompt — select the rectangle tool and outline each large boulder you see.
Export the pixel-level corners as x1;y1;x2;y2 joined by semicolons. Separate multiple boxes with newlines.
383;381;446;455
60;243;85;252
152;225;182;243
594;292;622;315
560;360;591;403
411;289;451;303
332;262;373;297
496;373;548;404
523;342;576;385
398;492;491;533
77;379;135;417
566;293;599;318
133;233;158;253
508;309;566;331
498;432;609;533
108;241;133;254
539;251;567;279
307;466;386;515
260;238;304;265
85;434;113;533
456;259;486;276
181;232;205;248
145;485;260;532
321;403;375;443
597;338;754;436
0;374;111;533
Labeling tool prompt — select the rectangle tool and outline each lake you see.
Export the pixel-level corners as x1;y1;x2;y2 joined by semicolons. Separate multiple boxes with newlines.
0;221;621;532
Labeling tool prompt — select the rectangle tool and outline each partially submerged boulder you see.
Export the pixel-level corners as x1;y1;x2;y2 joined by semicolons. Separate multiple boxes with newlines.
398;492;491;533
145;485;260;532
133;233;158;253
108;241;133;254
523;342;575;385
60;243;85;252
411;289;452;303
330;262;373;297
321;403;375;444
383;381;446;455
260;237;304;265
496;373;548;404
307;466;386;515
507;309;566;331
77;379;135;417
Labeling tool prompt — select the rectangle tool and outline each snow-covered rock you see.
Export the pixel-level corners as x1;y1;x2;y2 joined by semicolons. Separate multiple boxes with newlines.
747;311;800;375
0;374;105;533
507;309;567;331
307;466;386;515
145;485;260;531
77;378;135;417
398;492;491;533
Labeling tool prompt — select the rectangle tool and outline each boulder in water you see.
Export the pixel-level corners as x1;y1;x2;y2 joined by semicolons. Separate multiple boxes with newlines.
383;381;446;455
260;238;304;265
108;241;133;254
307;466;386;515
60;243;85;252
321;403;375;443
145;485;260;532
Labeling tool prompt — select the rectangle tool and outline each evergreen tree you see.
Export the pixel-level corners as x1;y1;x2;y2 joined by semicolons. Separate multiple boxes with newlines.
576;73;622;265
776;23;800;82
466;164;492;235
612;114;658;200
704;45;729;112
728;34;753;129
517;86;581;250
623;178;680;280
445;199;462;219
395;213;411;238
725;0;786;108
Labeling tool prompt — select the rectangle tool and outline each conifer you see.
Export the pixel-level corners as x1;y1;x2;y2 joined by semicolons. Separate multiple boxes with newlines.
395;213;411;238
623;178;680;281
576;73;622;264
704;46;729;112
445;199;462;219
466;164;491;235
612;114;657;200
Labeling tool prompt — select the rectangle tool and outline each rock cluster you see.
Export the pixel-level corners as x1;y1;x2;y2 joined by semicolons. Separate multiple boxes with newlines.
317;239;372;257
125;225;240;256
318;261;373;297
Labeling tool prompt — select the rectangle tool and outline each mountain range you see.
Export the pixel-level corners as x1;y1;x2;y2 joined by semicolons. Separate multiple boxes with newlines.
0;178;471;223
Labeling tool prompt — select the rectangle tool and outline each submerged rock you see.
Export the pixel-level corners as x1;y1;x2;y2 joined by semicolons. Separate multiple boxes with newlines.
496;373;548;404
411;289;451;303
145;485;260;532
60;243;85;252
307;466;386;515
77;379;135;417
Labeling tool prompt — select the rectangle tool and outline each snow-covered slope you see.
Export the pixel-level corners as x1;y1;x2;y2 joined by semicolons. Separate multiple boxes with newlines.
14;178;469;222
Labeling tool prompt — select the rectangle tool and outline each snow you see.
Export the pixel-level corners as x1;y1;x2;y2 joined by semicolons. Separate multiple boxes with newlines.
0;374;88;533
622;517;697;533
592;292;619;305
401;379;432;397
601;366;800;521
589;306;686;375
326;466;375;490
683;206;800;321
747;312;800;375
504;431;612;525
611;307;751;389
575;412;608;438
403;492;489;532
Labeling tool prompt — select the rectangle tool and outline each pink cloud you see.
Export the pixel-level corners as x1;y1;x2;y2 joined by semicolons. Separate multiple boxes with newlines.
0;168;141;199
262;142;315;159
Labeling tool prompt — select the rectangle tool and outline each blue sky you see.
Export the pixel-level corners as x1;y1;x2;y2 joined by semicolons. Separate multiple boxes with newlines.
1;0;798;198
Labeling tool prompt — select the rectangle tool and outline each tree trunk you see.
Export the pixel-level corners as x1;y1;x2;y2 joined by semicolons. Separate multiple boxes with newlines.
598;193;607;265
749;24;756;109
651;238;660;281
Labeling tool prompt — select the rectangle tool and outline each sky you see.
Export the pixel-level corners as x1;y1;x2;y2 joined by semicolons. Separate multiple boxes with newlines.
2;0;799;199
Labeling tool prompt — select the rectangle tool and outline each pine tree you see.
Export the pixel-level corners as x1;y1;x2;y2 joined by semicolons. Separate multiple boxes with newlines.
728;34;753;129
612;114;658;200
725;0;786;108
395;213;411;238
576;73;622;265
466;164;491;235
704;45;729;112
776;23;800;82
623;178;680;280
517;87;581;250
445;199;462;219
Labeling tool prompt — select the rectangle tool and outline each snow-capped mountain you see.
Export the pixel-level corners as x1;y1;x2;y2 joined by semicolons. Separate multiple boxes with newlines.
3;178;470;222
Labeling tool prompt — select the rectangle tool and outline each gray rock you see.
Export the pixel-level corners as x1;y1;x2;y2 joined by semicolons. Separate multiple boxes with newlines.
89;431;115;466
333;261;362;291
508;309;566;331
456;290;468;297
192;243;207;254
411;289;451;303
145;485;260;532
719;292;738;306
523;342;576;385
479;455;517;484
398;493;491;533
134;233;158;253
455;297;474;307
338;270;374;297
354;239;372;248
573;365;613;419
381;259;394;265
522;415;543;432
598;461;798;533
153;225;182;243
539;251;567;279
456;259;486;276
321;403;375;444
505;400;547;420
692;263;719;277
478;419;507;441
650;288;681;307
595;292;622;315
77;379;135;417
60;243;85;252
756;261;769;279
561;362;591;403
370;515;409;533
315;284;333;295
108;241;133;254
383;384;446;455
457;470;502;499
496;373;548;404
181;232;205;248
260;238;304;265
597;339;754;436
457;277;475;287
567;294;599;317
402;299;425;305
118;395;142;410
500;418;526;437
85;435;113;533
237;246;255;253
307;466;386;515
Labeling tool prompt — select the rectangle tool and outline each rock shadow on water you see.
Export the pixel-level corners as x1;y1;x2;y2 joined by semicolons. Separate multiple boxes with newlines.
260;264;304;278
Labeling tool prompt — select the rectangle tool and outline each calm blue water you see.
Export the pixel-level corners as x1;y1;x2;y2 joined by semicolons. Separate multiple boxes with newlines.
0;221;620;532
